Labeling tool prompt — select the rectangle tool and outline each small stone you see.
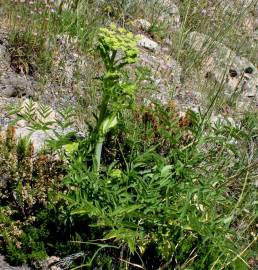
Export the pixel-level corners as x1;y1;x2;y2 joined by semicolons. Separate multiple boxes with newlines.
253;30;258;41
132;19;151;32
39;256;61;270
137;35;160;51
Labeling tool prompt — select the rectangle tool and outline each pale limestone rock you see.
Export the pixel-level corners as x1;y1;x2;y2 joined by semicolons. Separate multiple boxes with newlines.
138;49;182;104
0;72;34;98
132;19;151;32
137;35;160;51
15;127;54;152
187;31;258;110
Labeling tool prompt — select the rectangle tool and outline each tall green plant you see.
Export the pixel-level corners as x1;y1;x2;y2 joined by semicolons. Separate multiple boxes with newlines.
92;24;139;171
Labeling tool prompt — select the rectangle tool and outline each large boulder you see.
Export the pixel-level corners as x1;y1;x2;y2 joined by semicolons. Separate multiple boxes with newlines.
187;31;258;110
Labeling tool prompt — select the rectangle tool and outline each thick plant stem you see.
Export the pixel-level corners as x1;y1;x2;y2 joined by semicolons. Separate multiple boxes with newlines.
96;94;109;130
94;135;104;172
94;93;110;172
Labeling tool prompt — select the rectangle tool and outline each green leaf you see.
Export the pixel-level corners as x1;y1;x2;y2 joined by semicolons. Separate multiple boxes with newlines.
104;228;138;254
64;142;79;154
160;165;173;178
110;204;142;217
109;169;122;178
100;115;118;135
71;202;103;217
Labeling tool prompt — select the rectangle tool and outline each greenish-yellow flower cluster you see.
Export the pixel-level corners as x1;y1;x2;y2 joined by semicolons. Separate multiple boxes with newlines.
98;23;140;64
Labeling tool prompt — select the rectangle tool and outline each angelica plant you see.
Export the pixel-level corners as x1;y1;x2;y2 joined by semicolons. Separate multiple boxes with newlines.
93;24;139;171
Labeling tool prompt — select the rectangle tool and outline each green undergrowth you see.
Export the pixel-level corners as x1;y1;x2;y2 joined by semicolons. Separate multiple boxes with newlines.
1;100;257;269
0;24;257;269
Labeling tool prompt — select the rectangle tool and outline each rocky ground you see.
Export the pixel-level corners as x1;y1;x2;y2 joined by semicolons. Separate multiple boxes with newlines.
0;255;30;270
1;21;257;148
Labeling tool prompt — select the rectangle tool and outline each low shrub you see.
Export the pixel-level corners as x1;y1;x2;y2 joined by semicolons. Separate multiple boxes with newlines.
0;126;67;265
